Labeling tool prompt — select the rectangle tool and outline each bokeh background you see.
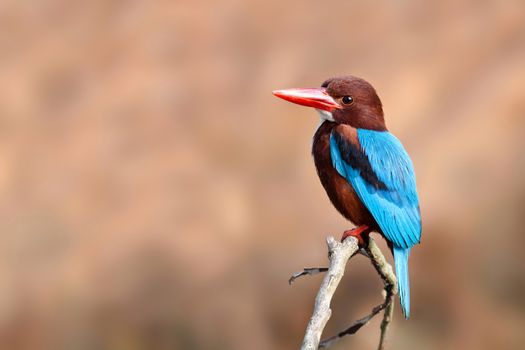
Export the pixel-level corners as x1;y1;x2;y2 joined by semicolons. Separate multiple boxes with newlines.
0;1;524;349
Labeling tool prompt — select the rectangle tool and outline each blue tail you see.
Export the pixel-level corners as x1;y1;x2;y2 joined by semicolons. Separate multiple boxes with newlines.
393;246;411;319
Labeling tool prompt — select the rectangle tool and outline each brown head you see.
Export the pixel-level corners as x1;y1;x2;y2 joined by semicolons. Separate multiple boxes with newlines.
273;76;386;131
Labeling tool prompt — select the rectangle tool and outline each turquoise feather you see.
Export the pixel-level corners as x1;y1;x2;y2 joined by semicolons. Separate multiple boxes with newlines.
329;129;421;319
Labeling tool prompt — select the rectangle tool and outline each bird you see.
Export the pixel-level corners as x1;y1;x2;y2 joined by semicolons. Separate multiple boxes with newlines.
273;76;421;319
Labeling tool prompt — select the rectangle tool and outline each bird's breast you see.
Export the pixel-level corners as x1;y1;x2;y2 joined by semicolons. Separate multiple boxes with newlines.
312;122;376;227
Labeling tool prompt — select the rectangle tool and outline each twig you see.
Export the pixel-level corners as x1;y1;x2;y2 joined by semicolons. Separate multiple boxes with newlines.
318;298;388;348
364;239;397;350
300;236;359;350
289;268;329;285
378;298;394;350
295;236;397;350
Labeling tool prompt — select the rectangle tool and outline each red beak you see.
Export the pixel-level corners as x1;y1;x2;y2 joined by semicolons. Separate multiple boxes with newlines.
272;88;341;112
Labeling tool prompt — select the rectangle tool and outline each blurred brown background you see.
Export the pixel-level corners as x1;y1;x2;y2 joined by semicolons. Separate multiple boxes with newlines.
0;0;524;349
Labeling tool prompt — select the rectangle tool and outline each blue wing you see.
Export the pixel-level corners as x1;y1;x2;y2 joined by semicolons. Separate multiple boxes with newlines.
329;129;421;249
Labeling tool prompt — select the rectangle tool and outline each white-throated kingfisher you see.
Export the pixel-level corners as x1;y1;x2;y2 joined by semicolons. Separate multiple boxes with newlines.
273;76;421;319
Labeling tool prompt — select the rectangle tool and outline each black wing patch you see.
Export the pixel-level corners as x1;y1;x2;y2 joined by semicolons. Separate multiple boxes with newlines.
332;131;388;191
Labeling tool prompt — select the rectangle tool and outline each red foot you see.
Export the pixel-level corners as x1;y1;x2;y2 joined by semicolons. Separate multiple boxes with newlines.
341;225;371;246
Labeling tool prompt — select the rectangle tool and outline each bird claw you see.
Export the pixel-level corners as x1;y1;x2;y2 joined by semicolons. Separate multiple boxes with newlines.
341;225;371;246
358;247;370;258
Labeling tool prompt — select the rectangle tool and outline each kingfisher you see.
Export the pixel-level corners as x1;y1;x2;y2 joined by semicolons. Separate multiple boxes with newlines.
273;76;421;319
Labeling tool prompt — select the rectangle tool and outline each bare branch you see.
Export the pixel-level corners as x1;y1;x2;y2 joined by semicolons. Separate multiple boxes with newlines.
296;236;397;350
300;236;359;350
364;239;397;296
364;238;397;350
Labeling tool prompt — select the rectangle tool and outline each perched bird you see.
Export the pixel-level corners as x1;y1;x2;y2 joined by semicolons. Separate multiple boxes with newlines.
273;76;421;319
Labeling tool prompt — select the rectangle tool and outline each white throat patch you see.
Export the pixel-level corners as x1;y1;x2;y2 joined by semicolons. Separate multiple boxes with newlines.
316;109;334;122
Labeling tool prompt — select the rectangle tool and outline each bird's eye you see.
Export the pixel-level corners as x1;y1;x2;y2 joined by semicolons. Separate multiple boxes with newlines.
341;96;354;105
